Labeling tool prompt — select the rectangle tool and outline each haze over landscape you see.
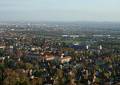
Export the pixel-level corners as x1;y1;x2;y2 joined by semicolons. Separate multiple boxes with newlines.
0;0;120;22
0;0;120;85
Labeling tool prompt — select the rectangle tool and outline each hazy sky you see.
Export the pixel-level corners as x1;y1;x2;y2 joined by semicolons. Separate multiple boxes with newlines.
0;0;120;22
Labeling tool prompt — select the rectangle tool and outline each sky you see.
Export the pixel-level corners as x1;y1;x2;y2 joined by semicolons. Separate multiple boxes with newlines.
0;0;120;22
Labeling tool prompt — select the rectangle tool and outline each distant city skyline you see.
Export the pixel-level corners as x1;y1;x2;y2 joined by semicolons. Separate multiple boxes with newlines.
0;0;120;22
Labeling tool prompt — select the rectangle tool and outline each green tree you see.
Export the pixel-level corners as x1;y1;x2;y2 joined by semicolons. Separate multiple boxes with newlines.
0;64;5;85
